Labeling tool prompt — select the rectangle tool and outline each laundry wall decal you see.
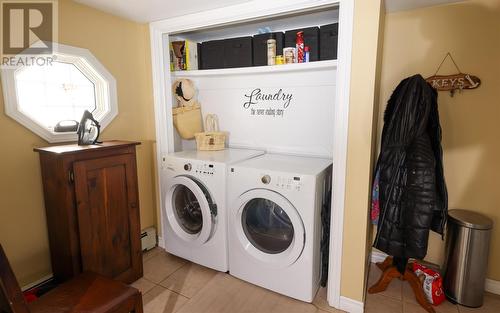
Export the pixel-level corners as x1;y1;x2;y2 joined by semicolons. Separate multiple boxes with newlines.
243;88;293;117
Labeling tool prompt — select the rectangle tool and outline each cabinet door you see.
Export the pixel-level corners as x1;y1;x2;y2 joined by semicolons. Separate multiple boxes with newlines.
73;154;142;283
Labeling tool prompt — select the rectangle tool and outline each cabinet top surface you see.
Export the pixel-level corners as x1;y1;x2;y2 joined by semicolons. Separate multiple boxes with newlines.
34;140;141;155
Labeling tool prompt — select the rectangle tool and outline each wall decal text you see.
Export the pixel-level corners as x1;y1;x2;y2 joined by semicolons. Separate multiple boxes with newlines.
243;88;293;117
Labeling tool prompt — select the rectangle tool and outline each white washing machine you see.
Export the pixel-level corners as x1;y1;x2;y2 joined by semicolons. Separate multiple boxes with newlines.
227;154;332;302
162;148;264;272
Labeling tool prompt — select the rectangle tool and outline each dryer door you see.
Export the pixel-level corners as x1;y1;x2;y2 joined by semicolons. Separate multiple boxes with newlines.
165;176;217;245
233;189;305;267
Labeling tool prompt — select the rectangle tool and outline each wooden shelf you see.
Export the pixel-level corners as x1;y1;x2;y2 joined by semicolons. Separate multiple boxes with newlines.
170;60;337;78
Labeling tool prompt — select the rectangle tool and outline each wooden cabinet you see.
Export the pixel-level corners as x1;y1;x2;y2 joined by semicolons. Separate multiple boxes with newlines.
35;141;143;284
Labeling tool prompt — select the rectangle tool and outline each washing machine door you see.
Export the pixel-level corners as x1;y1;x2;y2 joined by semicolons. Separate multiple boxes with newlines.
165;176;217;245
234;189;305;267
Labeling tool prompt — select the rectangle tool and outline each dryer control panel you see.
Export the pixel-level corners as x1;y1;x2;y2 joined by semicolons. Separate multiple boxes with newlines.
262;174;302;191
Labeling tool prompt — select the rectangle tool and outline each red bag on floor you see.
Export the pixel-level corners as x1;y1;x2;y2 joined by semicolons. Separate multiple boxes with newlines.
23;289;38;303
412;263;445;306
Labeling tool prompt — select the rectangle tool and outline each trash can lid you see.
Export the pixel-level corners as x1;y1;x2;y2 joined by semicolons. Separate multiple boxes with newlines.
448;209;493;230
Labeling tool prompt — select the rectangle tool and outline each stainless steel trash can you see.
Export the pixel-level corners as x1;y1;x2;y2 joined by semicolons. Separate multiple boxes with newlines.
443;209;493;307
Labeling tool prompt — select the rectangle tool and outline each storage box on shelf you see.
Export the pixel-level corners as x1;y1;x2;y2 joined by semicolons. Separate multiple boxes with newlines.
320;23;339;60
200;37;253;69
223;36;253;68
200;40;225;69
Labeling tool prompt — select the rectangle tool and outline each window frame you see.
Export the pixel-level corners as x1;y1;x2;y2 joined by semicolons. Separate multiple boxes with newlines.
1;43;118;143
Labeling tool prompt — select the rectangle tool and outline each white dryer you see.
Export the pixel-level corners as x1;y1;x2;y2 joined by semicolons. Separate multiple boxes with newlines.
162;148;264;272
227;154;332;302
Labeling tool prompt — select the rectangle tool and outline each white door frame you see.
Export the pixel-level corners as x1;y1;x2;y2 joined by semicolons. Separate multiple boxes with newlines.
148;0;354;309
328;0;354;309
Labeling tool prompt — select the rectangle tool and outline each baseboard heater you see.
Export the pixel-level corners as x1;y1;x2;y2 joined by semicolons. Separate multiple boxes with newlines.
141;227;157;251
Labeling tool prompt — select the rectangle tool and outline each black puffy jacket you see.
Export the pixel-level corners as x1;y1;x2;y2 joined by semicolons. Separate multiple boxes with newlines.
373;74;448;260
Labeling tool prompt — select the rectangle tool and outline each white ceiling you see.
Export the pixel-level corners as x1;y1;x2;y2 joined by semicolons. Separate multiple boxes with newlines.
74;0;467;23
73;0;251;23
384;0;465;13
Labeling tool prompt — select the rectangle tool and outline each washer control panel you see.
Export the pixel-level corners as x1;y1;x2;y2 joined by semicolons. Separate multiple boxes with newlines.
191;162;216;176
162;157;217;176
262;174;302;191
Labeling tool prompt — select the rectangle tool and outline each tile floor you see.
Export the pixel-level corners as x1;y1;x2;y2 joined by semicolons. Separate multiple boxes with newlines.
365;262;500;313
134;248;500;313
134;247;342;313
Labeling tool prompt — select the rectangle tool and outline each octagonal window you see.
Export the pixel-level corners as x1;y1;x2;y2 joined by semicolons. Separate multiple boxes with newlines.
15;62;97;129
1;43;117;143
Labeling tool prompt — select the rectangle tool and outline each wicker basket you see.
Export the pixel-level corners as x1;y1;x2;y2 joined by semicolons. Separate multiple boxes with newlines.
195;114;226;151
172;103;203;140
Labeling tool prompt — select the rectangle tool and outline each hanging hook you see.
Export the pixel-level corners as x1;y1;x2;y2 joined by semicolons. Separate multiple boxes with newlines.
433;52;463;76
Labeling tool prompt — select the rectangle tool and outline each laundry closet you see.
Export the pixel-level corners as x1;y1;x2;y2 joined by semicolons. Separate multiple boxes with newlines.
150;0;354;309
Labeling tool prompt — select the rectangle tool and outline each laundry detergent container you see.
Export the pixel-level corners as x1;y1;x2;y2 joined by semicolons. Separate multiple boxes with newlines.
443;209;493;307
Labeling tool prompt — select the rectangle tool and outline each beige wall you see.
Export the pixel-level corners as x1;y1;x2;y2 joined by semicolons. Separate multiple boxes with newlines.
340;0;384;302
377;0;500;281
0;0;156;286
